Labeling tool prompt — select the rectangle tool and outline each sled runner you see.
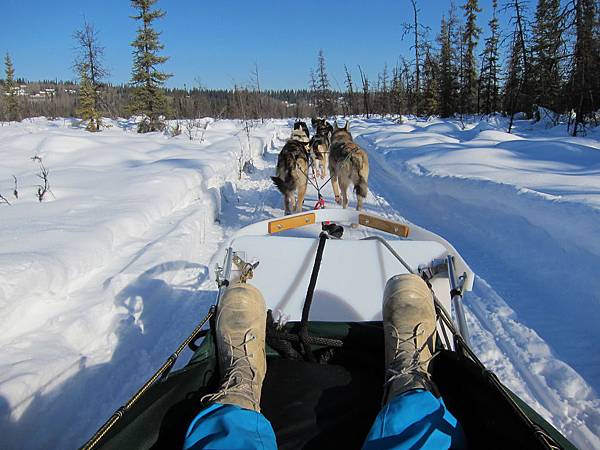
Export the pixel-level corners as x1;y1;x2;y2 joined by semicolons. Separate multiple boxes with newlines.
83;209;576;450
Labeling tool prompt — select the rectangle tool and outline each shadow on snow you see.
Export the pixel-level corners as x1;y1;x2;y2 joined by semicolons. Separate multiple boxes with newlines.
0;260;216;450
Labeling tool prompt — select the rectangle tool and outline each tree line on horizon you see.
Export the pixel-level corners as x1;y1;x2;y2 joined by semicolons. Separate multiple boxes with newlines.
1;0;599;136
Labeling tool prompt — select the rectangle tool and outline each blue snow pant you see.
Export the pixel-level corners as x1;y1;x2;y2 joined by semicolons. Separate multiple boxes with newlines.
184;389;465;449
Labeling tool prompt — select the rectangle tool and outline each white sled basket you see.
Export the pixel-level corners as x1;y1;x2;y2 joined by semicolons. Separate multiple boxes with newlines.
215;209;474;346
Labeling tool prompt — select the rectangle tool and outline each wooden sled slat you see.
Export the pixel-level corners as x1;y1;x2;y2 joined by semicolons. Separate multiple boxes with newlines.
358;213;410;238
268;213;316;234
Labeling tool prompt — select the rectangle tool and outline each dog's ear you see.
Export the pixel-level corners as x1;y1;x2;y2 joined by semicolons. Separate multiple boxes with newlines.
344;121;349;131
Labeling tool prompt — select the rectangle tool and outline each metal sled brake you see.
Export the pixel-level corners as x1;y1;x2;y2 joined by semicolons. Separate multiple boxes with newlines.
83;210;576;450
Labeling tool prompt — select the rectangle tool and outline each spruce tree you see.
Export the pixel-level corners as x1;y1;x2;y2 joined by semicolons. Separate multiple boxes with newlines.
378;64;390;116
391;65;406;117
438;14;459;117
421;47;439;116
456;21;467;121
462;0;482;114
595;0;600;114
314;50;333;117
3;53;20;122
77;64;101;131
506;0;532;116
531;0;563;114
74;21;106;131
129;0;172;133
479;0;500;115
569;0;599;135
504;32;527;132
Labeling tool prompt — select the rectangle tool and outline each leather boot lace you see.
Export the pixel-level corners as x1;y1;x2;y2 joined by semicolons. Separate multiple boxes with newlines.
385;323;438;387
202;330;258;407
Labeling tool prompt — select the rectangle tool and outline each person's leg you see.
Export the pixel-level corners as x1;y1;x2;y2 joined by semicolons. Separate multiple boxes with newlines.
184;282;276;449
363;390;463;450
184;403;276;450
363;274;465;449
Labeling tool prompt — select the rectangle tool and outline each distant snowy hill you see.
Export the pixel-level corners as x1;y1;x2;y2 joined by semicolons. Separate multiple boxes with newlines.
0;116;598;449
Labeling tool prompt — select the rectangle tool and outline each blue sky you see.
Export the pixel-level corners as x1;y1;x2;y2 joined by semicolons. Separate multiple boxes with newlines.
2;0;507;90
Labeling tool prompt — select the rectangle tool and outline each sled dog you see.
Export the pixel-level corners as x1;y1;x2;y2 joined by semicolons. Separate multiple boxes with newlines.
293;121;310;140
310;118;333;179
328;121;369;210
271;129;310;214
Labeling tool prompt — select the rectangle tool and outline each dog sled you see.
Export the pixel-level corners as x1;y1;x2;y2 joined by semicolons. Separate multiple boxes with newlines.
83;209;576;450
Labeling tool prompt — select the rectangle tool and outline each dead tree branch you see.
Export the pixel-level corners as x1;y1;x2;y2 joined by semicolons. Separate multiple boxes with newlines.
12;175;18;199
31;155;54;202
0;194;11;205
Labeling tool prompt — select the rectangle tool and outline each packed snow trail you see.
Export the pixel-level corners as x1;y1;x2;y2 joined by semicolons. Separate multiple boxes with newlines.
0;117;598;449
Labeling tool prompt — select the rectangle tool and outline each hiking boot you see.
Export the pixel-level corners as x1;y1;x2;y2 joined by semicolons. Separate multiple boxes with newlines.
203;282;267;412
382;273;438;404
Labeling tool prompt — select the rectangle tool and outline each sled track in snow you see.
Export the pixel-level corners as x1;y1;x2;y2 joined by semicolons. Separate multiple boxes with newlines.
465;280;600;448
354;125;600;450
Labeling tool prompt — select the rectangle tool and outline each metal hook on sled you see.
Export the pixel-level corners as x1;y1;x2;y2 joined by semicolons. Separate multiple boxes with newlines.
447;255;471;347
233;254;259;283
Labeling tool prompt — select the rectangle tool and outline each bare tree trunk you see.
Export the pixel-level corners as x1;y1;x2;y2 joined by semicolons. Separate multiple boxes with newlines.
344;65;355;116
411;0;420;116
251;63;264;124
358;65;370;118
513;0;529;81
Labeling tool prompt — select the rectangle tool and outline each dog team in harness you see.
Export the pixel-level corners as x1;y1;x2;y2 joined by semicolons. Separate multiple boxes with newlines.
271;118;370;214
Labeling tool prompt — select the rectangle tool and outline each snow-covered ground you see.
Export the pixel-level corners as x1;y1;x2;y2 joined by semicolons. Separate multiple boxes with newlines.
0;116;598;449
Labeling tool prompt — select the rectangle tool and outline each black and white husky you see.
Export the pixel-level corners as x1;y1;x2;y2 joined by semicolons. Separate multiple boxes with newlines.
271;128;311;214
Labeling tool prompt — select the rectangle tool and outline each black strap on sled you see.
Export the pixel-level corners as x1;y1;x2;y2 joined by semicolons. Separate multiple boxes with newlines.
265;228;344;361
298;232;328;362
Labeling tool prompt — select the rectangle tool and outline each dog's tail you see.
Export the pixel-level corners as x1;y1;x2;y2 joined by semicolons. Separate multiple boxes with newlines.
354;174;368;198
352;152;369;198
271;175;295;194
272;149;298;194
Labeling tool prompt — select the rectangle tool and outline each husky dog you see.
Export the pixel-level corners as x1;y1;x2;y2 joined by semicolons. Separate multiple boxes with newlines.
310;118;334;179
293;121;310;140
311;117;334;134
328;121;369;210
271;129;310;214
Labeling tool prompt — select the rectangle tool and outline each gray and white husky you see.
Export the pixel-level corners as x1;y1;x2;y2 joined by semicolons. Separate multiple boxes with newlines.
328;121;369;210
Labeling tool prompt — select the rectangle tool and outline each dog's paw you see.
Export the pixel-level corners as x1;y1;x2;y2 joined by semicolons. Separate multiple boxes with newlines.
334;195;341;204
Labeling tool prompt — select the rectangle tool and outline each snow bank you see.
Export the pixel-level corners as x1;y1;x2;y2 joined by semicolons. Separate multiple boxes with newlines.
353;117;600;449
0;118;280;449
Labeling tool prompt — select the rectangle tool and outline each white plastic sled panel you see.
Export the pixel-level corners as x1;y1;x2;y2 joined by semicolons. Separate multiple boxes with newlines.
229;235;450;323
